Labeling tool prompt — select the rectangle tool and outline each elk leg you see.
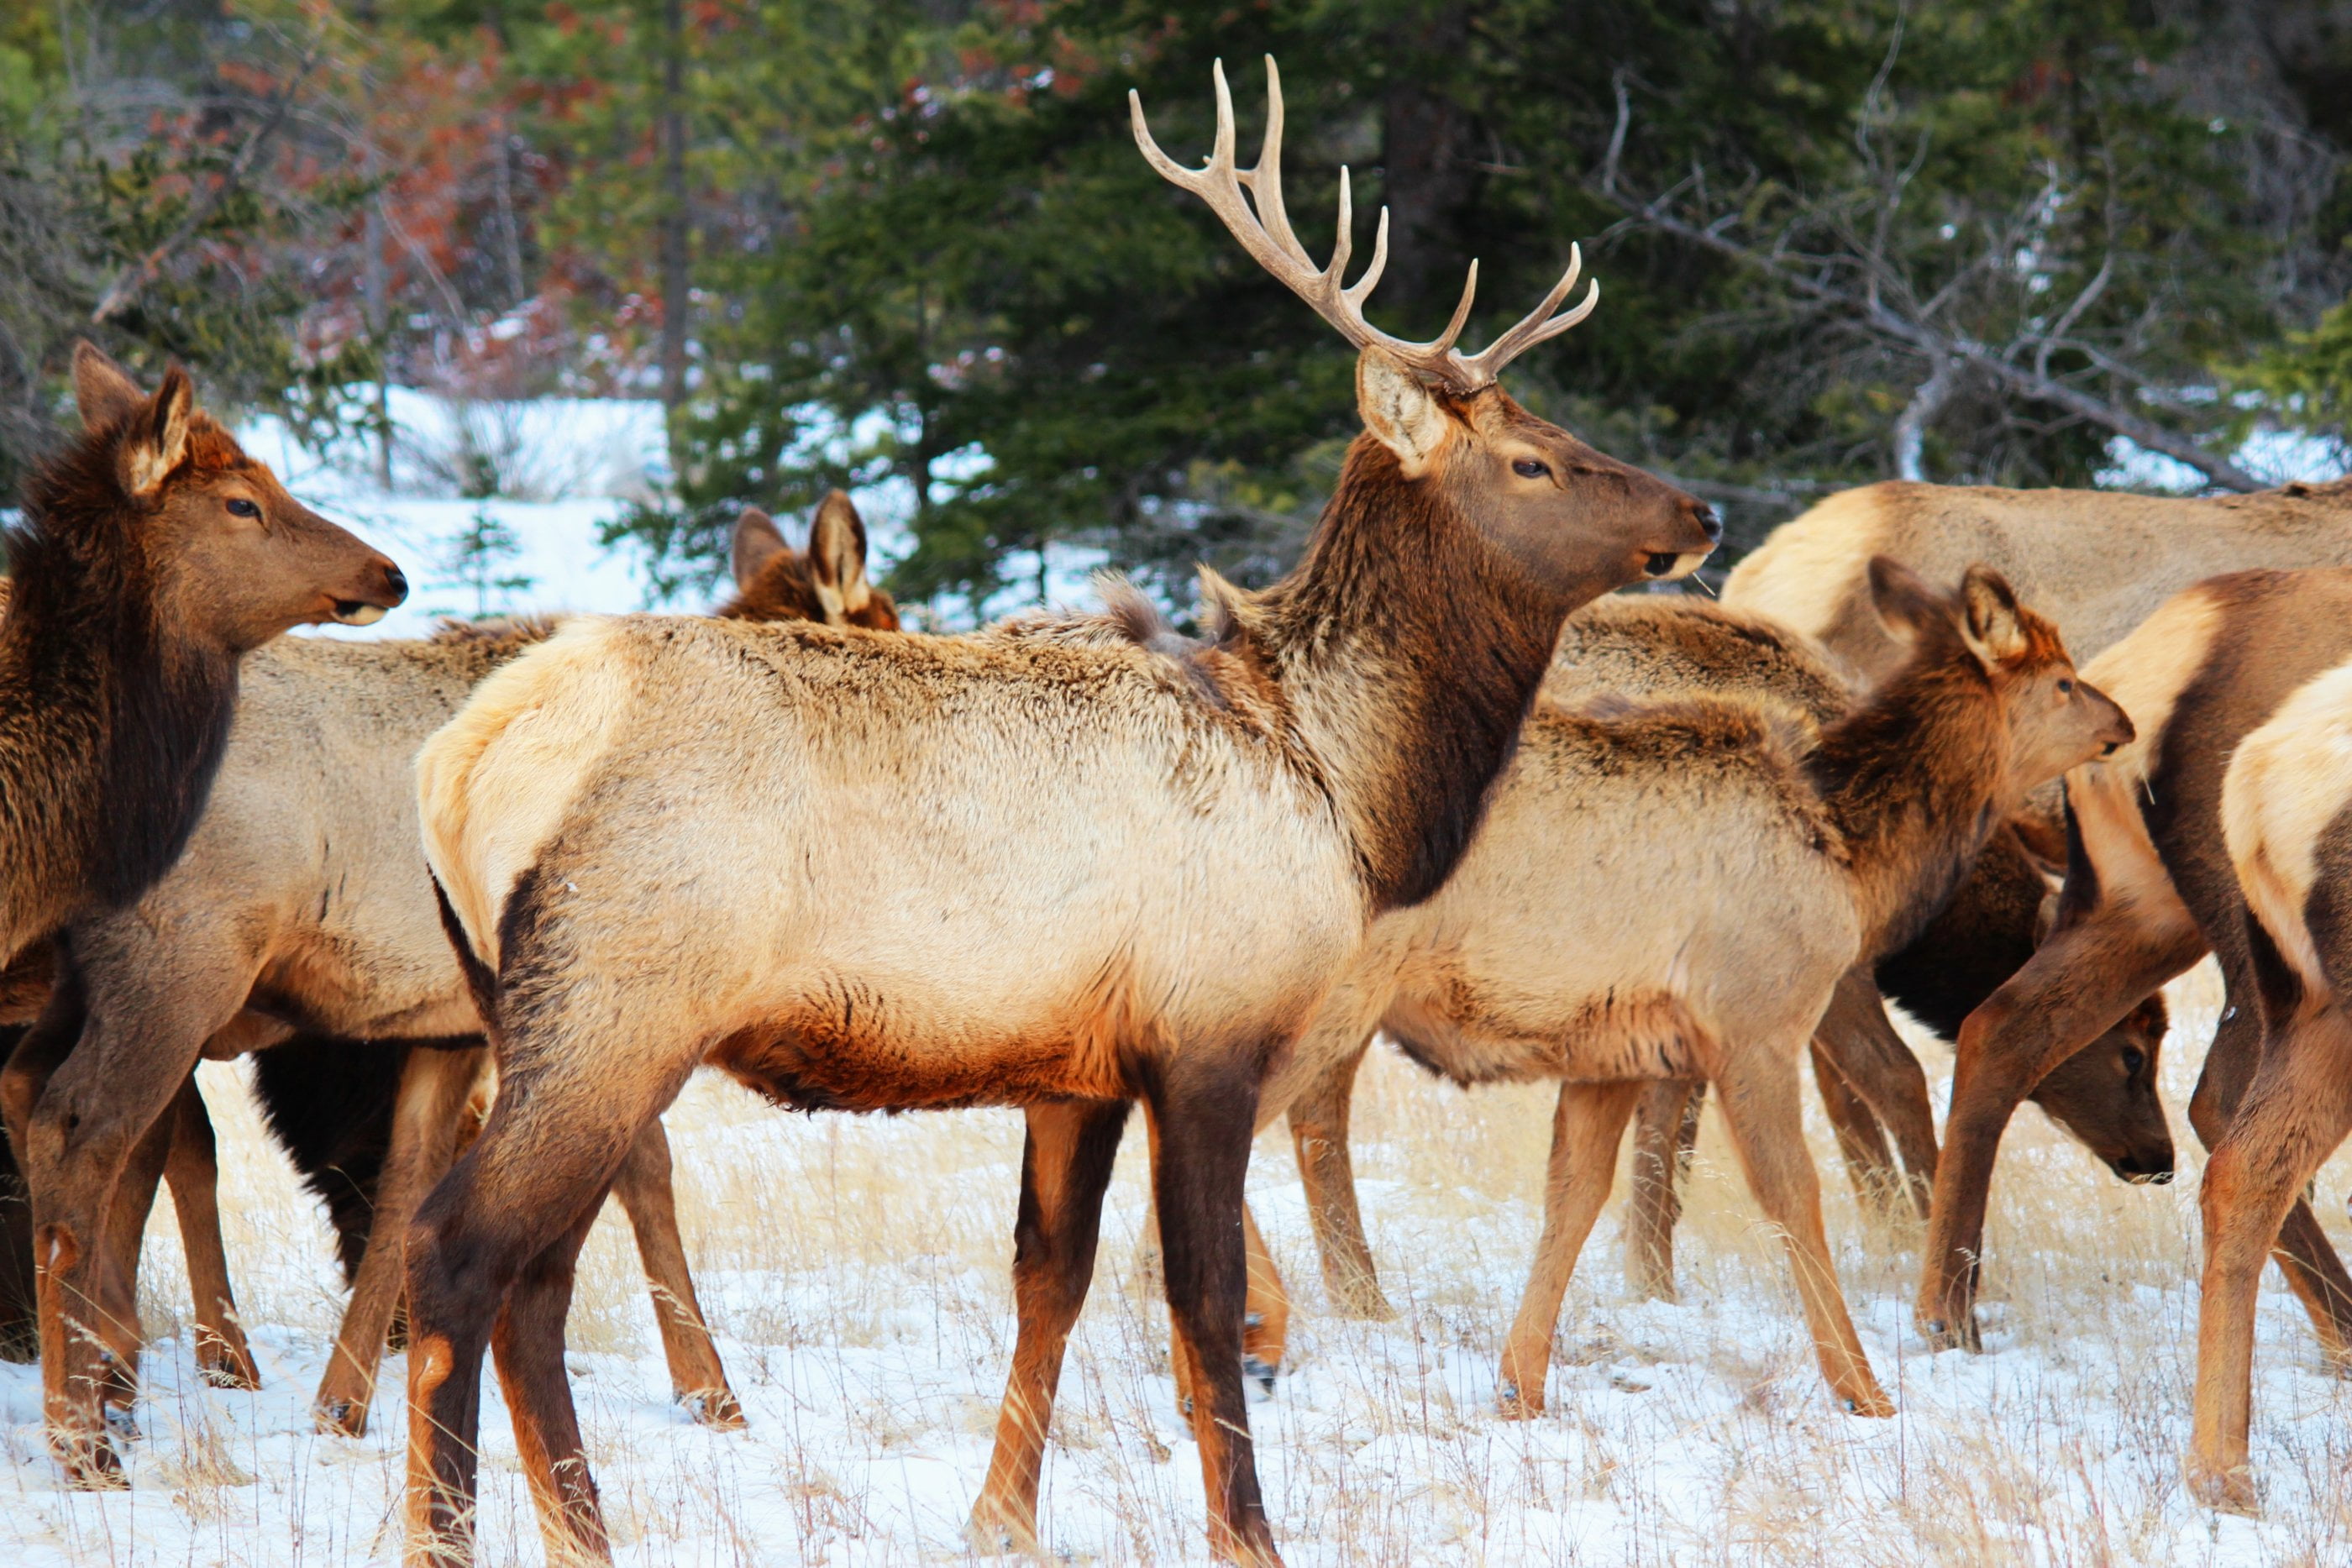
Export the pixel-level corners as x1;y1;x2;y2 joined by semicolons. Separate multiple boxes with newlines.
1717;1040;1892;1416
608;1114;743;1427
1286;1039;1394;1319
1625;1079;1701;1303
1923;906;2202;1351
2188;1003;2352;1512
1152;1070;1280;1567
1814;968;1937;1217
967;1099;1128;1555
95;1094;176;1425
1812;1041;1900;1215
2190;996;2352;1364
15;962;233;1487
164;1075;258;1390
1498;1079;1642;1417
406;1046;685;1568
316;1044;482;1437
1239;1203;1287;1390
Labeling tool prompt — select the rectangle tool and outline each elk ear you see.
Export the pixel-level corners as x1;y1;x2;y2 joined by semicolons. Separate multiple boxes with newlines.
1865;555;1944;646
118;365;194;501
806;489;873;620
1958;564;2029;669
1356;349;1452;476
730;506;789;592
73;341;146;432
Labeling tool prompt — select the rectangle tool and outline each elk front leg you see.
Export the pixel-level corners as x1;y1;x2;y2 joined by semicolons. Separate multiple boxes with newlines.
0;1025;34;1363
164;1075;258;1389
1285;1038;1394;1319
1499;1079;1642;1417
1716;1041;1892;1416
1152;1069;1279;1566
1814;968;1937;1217
1812;1041;1901;1215
2188;1004;2352;1512
2189;992;2352;1365
1240;1203;1288;1391
968;1099;1128;1555
1923;905;2202;1351
316;1044;483;1437
1624;1079;1700;1302
608;1114;743;1427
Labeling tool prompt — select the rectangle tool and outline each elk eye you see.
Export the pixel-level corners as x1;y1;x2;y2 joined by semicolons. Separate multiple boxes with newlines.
2121;1047;2145;1077
226;498;260;518
2057;678;2075;695
1511;458;1549;480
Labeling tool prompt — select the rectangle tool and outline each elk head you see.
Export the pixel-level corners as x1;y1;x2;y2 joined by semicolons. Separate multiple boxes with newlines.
721;490;900;629
1133;60;1719;602
1866;557;2132;806
70;343;407;651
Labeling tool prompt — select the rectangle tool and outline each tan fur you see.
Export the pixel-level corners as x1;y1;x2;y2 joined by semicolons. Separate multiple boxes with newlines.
2222;658;2352;997
1725;479;2352;684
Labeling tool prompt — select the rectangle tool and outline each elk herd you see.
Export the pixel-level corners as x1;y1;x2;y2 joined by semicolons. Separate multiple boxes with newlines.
8;55;2352;1565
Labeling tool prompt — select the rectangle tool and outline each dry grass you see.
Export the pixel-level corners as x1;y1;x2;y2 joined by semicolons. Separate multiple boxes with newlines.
8;958;2352;1564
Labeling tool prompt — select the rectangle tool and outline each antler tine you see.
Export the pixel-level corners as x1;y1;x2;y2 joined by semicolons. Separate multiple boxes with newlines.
1235;56;1315;271
1451;246;1599;385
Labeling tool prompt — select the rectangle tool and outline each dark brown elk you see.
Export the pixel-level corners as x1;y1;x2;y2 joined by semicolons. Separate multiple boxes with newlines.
401;58;1716;1568
1918;569;2352;1362
0;497;887;1482
2191;652;2352;1509
0;344;404;969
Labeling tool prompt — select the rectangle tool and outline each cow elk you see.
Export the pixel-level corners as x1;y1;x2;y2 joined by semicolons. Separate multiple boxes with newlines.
0;344;404;970
1919;569;2352;1360
402;57;1717;1568
0;496;887;1481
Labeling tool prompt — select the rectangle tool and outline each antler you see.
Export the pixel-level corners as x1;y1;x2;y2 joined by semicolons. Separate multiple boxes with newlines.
1131;56;1598;394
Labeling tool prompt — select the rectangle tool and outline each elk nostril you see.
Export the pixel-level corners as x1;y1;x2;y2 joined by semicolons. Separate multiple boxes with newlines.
1695;504;1722;543
382;564;409;604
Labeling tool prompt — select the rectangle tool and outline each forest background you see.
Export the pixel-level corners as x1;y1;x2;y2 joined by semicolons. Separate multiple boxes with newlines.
4;0;2350;619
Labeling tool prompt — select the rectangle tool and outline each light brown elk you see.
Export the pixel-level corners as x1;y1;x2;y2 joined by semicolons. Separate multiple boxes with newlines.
403;58;1717;1568
0;495;892;1481
2192;653;2352;1509
1212;561;2125;1420
1920;569;2352;1361
0;344;404;970
1725;477;2352;690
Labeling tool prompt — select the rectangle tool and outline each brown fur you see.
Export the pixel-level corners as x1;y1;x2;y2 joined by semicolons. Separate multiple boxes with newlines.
1725;477;2352;686
1921;569;2352;1360
0;347;403;971
0;501;878;1473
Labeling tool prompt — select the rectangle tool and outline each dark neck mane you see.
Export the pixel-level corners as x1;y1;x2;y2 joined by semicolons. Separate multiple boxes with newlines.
0;433;239;959
1226;437;1575;911
1806;634;2007;959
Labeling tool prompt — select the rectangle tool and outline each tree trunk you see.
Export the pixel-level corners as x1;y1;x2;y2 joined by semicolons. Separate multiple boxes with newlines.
657;0;691;433
1379;6;1476;312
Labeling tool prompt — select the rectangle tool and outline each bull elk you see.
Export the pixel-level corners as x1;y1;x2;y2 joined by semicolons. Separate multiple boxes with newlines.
0;344;404;970
0;496;890;1481
402;57;1717;1568
1918;569;2352;1362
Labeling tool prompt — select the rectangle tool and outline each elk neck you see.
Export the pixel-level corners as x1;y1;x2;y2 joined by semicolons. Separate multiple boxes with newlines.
0;443;239;961
1228;436;1578;912
1806;638;2008;962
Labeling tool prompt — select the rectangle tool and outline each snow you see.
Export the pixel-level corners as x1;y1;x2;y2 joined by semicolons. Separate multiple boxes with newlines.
6;965;2352;1565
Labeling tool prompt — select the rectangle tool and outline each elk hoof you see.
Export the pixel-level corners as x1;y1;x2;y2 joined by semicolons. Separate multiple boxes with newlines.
102;1402;140;1442
962;1502;1040;1557
1495;1381;1544;1420
680;1388;747;1429
1243;1356;1278;1394
2187;1462;2258;1515
198;1350;261;1392
58;1433;126;1489
313;1397;368;1438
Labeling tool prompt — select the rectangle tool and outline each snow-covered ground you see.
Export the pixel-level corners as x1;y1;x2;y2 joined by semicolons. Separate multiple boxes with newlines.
8;963;2352;1565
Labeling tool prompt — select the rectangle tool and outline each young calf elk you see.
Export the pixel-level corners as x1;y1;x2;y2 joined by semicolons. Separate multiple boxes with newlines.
2192;653;2352;1508
1919;569;2352;1359
1219;561;2126;1419
404;58;1717;1568
1;495;889;1480
0;344;403;968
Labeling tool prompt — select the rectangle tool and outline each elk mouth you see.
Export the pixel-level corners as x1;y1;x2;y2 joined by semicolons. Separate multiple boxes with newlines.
332;599;390;627
1642;550;1706;581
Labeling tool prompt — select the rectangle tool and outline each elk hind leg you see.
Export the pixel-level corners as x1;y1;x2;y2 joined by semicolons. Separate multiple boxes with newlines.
1499;1079;1642;1417
1812;1041;1900;1216
610;1114;743;1427
1287;1040;1394;1319
1624;1079;1700;1303
2188;1003;2352;1512
1815;968;1937;1217
163;1075;259;1389
969;1099;1128;1555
